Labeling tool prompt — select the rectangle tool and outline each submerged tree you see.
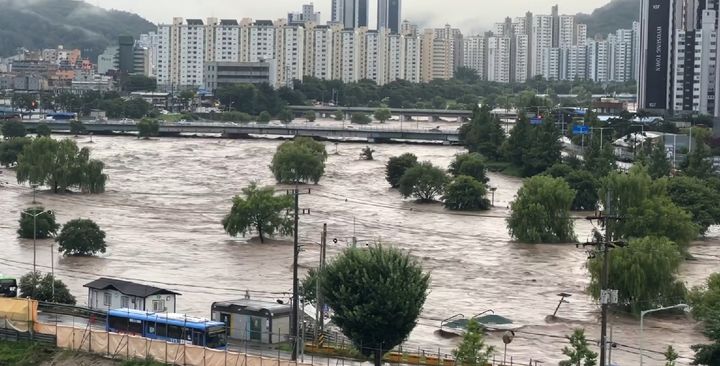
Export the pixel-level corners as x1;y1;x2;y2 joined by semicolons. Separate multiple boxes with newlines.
19;271;76;304
222;183;293;243
453;319;494;366
270;137;328;184
507;175;576;243
319;245;430;366
17;207;60;239
385;153;419;188
448;153;488;184
443;176;491;211
398;162;448;202
56;219;107;256
360;146;375;160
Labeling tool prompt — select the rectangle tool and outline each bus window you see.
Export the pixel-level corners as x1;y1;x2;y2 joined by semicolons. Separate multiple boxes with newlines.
167;325;183;340
206;328;227;349
108;316;129;332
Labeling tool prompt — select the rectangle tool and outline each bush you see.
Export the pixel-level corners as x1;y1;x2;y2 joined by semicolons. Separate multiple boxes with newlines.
0;137;32;167
35;123;51;137
385;153;419;188
1;120;26;138
350;112;372;125
137;118;159;139
258;111;272;123
373;108;392;123
56;219;107;256
69;120;86;135
220;111;252;123
17;207;60;239
507;175;576;243
688;273;720;322
448;153;488;183
277;109;294;124
19;271;76;304
398;162;448;202
334;112;344;121
443;176;491;211
304;111;316;122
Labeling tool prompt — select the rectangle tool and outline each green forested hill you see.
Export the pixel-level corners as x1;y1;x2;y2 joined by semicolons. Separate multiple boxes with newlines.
0;0;156;60
576;0;640;37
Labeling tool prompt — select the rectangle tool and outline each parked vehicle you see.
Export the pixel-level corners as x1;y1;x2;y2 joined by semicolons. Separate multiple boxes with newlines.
0;276;17;298
107;308;227;349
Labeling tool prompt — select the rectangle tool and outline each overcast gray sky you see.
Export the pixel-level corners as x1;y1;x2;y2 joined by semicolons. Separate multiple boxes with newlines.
89;0;610;33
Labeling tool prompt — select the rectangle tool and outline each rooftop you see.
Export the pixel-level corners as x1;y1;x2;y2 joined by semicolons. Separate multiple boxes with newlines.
84;277;181;298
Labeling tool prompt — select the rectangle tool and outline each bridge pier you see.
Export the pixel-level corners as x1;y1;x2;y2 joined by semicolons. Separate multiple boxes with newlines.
457;116;464;123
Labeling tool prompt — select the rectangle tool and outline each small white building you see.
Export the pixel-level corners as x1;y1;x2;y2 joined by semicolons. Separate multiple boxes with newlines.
84;277;180;313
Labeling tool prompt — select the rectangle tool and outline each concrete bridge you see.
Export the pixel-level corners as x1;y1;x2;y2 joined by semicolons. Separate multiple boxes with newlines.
22;120;461;144
287;105;473;122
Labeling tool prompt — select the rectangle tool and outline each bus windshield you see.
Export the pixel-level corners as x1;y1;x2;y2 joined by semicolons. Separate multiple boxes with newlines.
206;327;227;349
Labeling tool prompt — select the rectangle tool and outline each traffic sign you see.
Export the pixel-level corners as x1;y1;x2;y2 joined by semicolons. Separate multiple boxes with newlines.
572;125;590;135
530;117;543;125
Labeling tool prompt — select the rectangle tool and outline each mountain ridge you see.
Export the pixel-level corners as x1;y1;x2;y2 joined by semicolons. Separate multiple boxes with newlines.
576;0;640;37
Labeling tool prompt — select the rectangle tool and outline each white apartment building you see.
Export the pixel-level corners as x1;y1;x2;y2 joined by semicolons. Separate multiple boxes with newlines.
611;29;634;82
463;35;486;80
205;18;240;63
387;34;405;83
542;47;561;80
137;32;160;77
487;36;511;83
241;20;276;63
514;34;529;82
157;18;206;88
274;24;305;87
532;15;553;77
309;25;334;80
632;21;641;82
364;30;388;84
587;38;610;82
565;45;587;80
576;24;588;47
403;34;422;82
558;15;575;48
340;29;361;83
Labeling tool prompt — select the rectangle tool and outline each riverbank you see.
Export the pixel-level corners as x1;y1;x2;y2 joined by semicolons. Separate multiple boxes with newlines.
0;340;165;366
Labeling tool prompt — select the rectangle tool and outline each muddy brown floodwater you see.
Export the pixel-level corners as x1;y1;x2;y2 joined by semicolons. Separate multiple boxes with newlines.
0;134;718;365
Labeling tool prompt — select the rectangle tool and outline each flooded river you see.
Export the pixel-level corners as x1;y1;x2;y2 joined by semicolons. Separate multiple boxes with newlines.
0;133;718;365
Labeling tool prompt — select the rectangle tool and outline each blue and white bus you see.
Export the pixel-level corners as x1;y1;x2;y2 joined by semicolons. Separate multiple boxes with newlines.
106;308;227;349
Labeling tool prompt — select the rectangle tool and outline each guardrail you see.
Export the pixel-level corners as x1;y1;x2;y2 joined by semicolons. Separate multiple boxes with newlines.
38;301;107;322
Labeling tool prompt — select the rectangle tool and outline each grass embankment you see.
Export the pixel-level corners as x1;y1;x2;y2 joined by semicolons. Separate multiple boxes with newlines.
0;340;55;366
0;340;165;366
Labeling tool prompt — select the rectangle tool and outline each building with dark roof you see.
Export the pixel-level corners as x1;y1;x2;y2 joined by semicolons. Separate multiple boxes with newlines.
84;277;180;313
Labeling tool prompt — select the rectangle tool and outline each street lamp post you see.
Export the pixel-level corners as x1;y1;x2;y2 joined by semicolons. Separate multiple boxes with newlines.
640;304;689;366
21;209;54;301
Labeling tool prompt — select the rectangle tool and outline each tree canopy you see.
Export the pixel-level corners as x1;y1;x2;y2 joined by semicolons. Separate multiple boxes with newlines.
448;153;488;184
545;164;599;211
1;120;26;138
17;207;60;239
588;236;686;314
503;116;563;176
443;175;491;211
19;271;76;305
460;106;505;161
647;142;672;179
385;153;419;188
319;245;429;366
16;137;108;193
688;273;720;322
507;175;576;243
452;319;494;366
351;112;372;125
0;137;31;167
559;329;597;366
665;176;720;235
398;162;448;202
35;123;52;137
56;219;107;256
373;108;392;123
270;137;328;184
222;183;293;244
137;118;160;139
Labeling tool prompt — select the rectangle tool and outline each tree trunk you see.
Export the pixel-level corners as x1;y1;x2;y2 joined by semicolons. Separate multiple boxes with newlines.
257;224;264;244
374;349;383;366
53;181;58;194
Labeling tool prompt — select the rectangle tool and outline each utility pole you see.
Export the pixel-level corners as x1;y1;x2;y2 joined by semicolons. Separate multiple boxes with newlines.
581;192;624;366
316;224;327;336
291;187;300;361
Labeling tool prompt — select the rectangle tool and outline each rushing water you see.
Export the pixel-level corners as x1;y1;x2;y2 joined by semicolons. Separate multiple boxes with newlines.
0;133;717;365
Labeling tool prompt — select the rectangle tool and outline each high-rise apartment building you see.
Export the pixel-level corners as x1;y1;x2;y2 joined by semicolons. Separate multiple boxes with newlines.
532;15;553;77
333;0;368;29
157;18;206;88
378;0;401;34
463;35;487;80
288;3;321;24
638;0;676;111
205;18;240;63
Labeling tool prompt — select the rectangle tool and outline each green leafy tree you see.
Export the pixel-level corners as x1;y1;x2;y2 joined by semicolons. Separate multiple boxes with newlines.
17;207;60;239
665;176;720;235
16;138;107;194
683;141;715;179
222;183;293;244
69;120;86;135
373;108;392;123
0;137;31;167
504;116;530;167
691;311;720;365
360;146;374;160
35;123;51;137
19;271;76;305
56;219;107;256
522;118;563;176
12;94;36;112
123;98;151;119
588;236;686;314
398;162;448;202
122;75;157;92
304;111;316;122
443;176;490;211
601;168;698;251
583;136;617;178
300;267;319;304
460;106;505;161
452;319;494;366
507;175;576;243
385;153;419;188
565;170;599;211
334;111;344;121
319;245;430;366
559;329;597;366
648;142;672;179
448;153;489;184
178;90;195;111
351;112;372;124
688;273;720;322
277;109;294;124
137;118;160;139
2;120;26;138
453;66;480;83
258;111;272;123
270;137;328;184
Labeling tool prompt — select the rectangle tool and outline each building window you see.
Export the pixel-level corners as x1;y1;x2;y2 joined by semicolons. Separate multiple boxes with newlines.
103;292;112;306
121;296;129;308
153;300;166;312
